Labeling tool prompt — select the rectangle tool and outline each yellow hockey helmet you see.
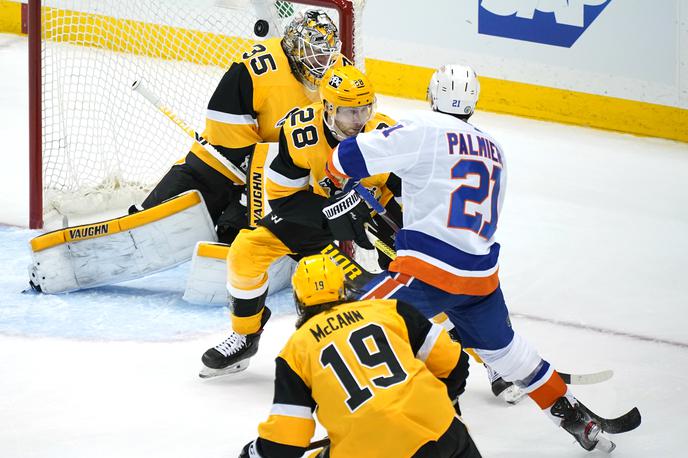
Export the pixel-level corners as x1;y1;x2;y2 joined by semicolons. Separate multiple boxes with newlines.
282;9;341;91
319;65;376;140
292;254;346;310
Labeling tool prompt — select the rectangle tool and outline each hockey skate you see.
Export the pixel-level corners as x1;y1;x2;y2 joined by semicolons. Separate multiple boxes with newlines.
199;307;271;379
485;364;527;405
550;395;641;453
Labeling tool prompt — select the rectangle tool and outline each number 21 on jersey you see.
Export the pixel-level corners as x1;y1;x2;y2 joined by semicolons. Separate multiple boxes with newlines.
448;158;502;240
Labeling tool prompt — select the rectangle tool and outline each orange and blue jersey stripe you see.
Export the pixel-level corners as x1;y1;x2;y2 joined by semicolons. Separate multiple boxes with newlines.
390;229;500;296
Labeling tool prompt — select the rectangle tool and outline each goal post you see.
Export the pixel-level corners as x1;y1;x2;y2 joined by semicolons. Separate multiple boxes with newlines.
28;0;366;229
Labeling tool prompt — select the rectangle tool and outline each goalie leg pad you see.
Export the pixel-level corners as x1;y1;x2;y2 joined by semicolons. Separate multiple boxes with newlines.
29;191;217;294
182;241;296;305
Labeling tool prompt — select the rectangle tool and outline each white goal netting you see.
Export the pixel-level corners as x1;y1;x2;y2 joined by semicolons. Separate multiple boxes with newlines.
37;0;365;225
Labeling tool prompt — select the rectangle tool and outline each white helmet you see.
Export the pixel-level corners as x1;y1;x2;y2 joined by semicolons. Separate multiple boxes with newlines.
427;64;480;117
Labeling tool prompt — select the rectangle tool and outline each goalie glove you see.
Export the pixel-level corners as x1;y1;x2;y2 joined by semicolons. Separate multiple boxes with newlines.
322;189;374;250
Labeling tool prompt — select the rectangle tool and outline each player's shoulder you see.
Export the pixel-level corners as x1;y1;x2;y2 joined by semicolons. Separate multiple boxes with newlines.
239;37;293;83
365;111;396;131
297;299;396;331
281;103;325;153
282;102;324;132
400;110;492;137
239;37;287;65
354;298;401;317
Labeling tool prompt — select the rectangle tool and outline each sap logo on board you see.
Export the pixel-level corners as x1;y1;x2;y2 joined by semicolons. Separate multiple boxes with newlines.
478;0;613;48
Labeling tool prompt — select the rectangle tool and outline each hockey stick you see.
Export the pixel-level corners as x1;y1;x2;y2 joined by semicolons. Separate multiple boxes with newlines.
351;182;400;233
131;79;247;184
354;189;619;388
364;223;396;261
320;241;377;292
581;404;641;435
363;231;616;387
305;437;330;451
560;370;614;385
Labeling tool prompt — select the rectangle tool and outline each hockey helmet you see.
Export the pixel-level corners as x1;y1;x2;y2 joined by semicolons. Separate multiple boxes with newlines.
320;65;376;140
292;254;346;311
427;64;480;117
282;9;341;90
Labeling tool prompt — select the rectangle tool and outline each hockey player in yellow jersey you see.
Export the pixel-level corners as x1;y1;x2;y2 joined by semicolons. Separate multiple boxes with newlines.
135;10;342;243
199;65;402;378
237;254;481;458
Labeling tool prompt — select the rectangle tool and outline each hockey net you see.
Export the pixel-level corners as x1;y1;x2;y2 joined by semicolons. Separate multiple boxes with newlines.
29;0;366;229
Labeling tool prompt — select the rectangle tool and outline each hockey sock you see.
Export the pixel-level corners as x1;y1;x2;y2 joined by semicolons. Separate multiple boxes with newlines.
528;371;568;410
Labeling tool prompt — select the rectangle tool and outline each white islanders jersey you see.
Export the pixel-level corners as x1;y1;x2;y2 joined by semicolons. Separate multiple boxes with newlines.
330;110;506;296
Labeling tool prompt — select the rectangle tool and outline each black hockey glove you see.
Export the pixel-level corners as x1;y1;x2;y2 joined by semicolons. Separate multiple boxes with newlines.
238;440;262;458
322;189;374;250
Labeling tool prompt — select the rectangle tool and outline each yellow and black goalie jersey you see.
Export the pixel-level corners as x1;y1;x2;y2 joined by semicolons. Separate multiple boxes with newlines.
187;37;316;184
253;299;469;458
265;102;397;230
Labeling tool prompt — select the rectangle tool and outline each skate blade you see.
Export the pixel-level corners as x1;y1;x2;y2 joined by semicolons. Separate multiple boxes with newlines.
198;360;250;379
594;436;616;453
501;385;528;405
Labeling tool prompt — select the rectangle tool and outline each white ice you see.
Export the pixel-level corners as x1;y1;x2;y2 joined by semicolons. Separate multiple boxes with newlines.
1;33;688;457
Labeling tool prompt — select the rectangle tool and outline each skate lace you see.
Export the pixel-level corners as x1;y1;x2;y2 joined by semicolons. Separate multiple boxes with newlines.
214;333;246;357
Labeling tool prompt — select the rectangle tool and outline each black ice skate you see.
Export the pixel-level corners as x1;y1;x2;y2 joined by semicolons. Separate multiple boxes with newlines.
199;307;271;379
550;395;642;453
485;364;526;405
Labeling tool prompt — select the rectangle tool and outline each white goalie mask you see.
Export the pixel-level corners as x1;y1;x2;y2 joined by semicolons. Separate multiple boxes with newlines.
427;64;480;117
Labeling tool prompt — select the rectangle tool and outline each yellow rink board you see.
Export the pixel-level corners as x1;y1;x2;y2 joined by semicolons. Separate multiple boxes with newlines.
1;1;685;143
366;59;687;144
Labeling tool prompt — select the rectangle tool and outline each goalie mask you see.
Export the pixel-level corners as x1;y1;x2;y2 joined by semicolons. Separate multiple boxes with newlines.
292;254;346;314
320;65;376;141
282;9;341;91
427;64;480;118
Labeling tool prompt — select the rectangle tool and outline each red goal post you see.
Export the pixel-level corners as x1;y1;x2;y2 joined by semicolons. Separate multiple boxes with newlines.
28;0;366;229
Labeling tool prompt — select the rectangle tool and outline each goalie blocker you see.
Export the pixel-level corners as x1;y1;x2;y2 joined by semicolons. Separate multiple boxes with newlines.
29;190;216;294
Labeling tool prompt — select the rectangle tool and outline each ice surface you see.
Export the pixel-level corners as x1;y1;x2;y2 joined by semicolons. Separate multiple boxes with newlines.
1;34;687;457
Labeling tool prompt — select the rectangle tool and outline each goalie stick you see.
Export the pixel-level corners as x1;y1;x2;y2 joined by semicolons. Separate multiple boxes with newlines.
131;79;247;185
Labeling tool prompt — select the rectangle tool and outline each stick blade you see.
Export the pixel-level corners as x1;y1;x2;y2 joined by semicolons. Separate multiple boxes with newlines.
583;405;642;435
560;369;614;385
599;407;642;434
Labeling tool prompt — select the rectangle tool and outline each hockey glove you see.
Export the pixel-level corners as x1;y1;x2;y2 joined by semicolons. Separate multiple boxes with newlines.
322;189;374;250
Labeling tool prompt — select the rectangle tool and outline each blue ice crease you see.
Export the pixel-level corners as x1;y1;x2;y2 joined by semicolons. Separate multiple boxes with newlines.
0;225;296;341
